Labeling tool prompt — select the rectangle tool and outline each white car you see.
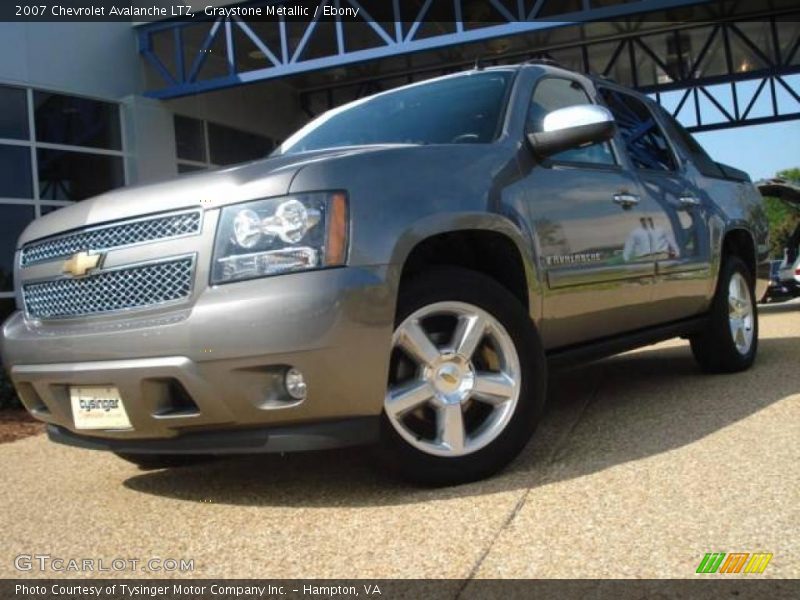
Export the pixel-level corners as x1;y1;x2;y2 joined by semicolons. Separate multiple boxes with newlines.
758;178;800;302
778;253;800;287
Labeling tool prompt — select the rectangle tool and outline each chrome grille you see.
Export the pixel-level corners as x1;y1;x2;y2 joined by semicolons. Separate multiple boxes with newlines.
21;210;202;266
23;256;196;320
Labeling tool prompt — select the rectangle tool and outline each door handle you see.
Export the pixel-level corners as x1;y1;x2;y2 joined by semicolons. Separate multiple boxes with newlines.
679;195;701;207
613;193;640;208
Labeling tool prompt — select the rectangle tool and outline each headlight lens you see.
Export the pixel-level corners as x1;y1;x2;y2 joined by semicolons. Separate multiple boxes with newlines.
212;191;347;284
232;209;263;248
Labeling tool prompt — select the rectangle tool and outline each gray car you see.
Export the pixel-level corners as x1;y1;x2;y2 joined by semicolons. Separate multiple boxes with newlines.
0;63;769;485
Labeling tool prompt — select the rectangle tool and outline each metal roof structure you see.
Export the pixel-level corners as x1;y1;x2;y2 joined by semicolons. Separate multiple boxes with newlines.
138;0;800;132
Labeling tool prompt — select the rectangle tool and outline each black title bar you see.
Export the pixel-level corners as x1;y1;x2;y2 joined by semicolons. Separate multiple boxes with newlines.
2;0;793;23
4;579;800;600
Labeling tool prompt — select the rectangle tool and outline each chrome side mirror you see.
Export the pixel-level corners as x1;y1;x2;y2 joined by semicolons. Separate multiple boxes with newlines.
527;104;616;157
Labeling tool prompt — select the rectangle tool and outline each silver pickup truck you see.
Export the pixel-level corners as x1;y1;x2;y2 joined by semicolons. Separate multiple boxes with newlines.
0;63;769;485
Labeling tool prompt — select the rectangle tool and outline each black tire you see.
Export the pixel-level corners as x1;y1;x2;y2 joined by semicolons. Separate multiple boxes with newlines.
379;267;546;486
690;255;758;373
114;452;213;471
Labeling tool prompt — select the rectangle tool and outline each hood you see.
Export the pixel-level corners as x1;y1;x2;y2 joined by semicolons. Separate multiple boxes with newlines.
757;178;800;206
19;144;413;247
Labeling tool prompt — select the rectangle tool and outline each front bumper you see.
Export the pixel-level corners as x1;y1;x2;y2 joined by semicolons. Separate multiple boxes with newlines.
1;266;396;449
46;418;380;454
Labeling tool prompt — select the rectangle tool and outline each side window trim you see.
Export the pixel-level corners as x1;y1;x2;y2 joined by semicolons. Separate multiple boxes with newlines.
649;104;690;173
656;106;728;179
527;76;619;169
598;86;679;174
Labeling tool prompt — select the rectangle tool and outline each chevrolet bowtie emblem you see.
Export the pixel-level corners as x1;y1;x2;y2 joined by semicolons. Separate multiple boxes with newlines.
63;251;103;277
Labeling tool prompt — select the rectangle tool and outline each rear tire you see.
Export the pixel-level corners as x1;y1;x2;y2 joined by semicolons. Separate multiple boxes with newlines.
380;267;546;486
690;255;758;373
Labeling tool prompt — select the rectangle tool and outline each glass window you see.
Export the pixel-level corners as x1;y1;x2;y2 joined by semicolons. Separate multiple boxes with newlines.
0;297;16;325
40;204;65;216
0;145;33;198
0;86;29;140
278;71;514;155
599;88;676;171
174;115;206;162
177;163;207;174
34;92;121;150
0;204;35;292
656;106;724;178
37;149;124;201
527;77;615;165
208;123;273;165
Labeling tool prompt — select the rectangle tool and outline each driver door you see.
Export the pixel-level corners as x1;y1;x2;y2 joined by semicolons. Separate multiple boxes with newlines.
519;76;656;349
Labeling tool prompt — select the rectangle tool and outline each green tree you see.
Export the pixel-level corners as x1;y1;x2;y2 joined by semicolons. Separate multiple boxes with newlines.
777;167;800;181
762;168;800;258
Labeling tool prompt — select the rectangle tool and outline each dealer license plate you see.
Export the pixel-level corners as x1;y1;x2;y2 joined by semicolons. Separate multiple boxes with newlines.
70;386;132;430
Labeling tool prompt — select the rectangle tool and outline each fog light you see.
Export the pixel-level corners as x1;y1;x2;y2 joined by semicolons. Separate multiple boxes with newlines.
285;368;307;400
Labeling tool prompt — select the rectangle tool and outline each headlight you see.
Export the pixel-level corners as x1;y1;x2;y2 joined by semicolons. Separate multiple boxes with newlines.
212;191;348;284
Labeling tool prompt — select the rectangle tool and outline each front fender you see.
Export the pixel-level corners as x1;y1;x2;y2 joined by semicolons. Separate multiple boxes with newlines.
388;211;543;322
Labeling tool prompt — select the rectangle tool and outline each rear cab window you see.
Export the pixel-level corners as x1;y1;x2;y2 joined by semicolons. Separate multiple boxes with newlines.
598;87;677;173
655;106;726;179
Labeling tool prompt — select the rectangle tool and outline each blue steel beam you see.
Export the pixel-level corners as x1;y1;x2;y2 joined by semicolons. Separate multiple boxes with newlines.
292;14;800;133
138;0;715;98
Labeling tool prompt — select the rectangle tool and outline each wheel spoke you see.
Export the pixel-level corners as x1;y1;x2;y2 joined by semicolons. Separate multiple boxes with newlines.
437;403;465;452
398;319;441;367
451;313;486;359
735;326;746;349
726;272;754;355
728;295;738;315
738;277;748;303
385;381;434;417
473;372;516;405
730;315;749;349
385;300;523;458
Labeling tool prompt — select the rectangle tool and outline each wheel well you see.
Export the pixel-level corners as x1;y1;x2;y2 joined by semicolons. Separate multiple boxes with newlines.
722;229;756;279
399;230;529;310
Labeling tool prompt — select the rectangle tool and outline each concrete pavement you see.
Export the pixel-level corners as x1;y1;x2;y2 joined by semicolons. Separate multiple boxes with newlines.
0;302;797;580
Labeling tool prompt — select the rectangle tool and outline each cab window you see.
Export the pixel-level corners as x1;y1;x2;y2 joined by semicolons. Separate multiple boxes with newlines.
656;106;725;178
599;88;677;172
527;77;616;166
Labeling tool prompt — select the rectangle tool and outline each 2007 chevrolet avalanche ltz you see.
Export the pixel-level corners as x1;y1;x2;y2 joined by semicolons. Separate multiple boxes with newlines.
1;63;769;485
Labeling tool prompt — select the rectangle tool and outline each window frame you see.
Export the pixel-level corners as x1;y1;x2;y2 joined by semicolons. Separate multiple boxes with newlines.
175;114;211;170
526;75;621;171
0;84;30;141
33;90;123;152
174;115;274;173
0;80;129;308
597;86;681;175
653;104;727;179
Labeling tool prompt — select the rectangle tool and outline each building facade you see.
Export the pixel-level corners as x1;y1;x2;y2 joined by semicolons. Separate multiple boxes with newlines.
0;20;308;323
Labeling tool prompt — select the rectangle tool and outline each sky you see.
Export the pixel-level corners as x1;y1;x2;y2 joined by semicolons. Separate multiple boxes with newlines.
656;73;800;182
696;121;800;182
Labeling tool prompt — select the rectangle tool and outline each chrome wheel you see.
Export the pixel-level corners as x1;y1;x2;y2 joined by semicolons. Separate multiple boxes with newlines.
385;301;521;457
728;272;754;355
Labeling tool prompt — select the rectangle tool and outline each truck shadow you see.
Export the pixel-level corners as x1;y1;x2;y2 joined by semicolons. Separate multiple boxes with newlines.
124;336;798;507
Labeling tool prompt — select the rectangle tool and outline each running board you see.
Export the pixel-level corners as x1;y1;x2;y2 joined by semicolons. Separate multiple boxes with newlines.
546;315;708;369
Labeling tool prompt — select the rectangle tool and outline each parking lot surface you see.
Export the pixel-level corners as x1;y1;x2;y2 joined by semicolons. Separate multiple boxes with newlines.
1;302;797;580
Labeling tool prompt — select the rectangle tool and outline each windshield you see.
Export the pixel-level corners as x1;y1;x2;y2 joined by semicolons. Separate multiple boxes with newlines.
276;71;514;155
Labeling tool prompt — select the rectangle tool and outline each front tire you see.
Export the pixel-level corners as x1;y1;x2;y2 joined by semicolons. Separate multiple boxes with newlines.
690;255;758;373
380;268;546;486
